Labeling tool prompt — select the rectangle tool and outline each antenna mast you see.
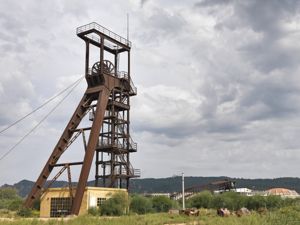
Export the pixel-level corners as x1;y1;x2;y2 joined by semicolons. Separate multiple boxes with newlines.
127;13;129;41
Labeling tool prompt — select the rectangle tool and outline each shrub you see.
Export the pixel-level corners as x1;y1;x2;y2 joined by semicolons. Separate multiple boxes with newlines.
130;195;152;214
88;207;100;216
0;188;19;199
171;199;180;209
100;192;129;216
189;191;212;209
8;199;23;211
245;195;266;210
0;188;22;210
265;195;282;209
152;196;173;212
17;207;32;217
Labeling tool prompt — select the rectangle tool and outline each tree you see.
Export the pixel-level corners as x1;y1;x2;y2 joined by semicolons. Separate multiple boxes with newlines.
188;191;212;209
209;192;246;210
8;199;23;211
130;195;152;214
0;188;19;199
0;188;22;210
245;195;266;210
265;195;282;209
152;196;173;212
101;192;129;216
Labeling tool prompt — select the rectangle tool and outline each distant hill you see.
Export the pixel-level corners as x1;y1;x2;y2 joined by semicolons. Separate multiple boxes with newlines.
130;177;300;194
2;177;300;198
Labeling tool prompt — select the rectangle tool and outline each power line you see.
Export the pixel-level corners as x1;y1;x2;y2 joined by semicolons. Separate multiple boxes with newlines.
0;77;84;162
0;76;84;134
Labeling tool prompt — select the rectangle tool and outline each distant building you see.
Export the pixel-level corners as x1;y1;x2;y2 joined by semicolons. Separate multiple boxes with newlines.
144;193;170;198
40;187;127;217
235;188;253;196
266;188;299;199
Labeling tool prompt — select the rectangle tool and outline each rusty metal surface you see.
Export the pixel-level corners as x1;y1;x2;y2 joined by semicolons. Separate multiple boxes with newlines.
24;95;92;208
24;23;139;216
71;88;111;214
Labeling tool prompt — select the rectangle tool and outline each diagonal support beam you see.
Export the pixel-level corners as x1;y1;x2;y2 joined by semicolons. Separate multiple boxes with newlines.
24;94;92;208
71;87;111;215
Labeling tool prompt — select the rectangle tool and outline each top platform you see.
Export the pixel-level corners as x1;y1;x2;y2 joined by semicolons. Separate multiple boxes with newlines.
77;22;131;53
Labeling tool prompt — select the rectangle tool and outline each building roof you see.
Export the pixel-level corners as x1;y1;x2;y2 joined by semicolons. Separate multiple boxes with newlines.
43;186;127;193
267;188;299;196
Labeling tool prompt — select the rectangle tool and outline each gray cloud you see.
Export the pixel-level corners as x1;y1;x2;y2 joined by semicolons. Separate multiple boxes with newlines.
140;0;149;7
196;0;300;72
1;0;300;184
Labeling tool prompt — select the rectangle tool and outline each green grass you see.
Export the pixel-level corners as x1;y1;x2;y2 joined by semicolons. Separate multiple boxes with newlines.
1;208;300;225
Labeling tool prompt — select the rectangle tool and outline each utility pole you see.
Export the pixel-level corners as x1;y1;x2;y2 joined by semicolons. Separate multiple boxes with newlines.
182;172;185;210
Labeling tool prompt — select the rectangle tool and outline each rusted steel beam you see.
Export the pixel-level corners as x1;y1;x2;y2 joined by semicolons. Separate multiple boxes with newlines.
43;166;67;194
53;162;83;167
71;88;110;215
67;165;73;200
24;95;92;208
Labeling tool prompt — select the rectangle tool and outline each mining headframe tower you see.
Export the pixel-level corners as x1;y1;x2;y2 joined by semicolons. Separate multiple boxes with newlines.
24;22;140;216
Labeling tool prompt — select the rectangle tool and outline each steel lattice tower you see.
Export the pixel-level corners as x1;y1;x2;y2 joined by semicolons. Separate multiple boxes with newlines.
24;22;139;215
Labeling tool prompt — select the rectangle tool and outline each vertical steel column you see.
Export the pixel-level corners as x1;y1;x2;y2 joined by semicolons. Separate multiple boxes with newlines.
114;52;118;77
95;151;99;187
100;37;104;74
85;41;89;75
126;50;131;189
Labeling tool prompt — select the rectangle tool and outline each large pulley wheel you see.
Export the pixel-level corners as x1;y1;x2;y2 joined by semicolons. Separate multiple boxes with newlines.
92;60;115;75
92;61;101;75
103;60;115;74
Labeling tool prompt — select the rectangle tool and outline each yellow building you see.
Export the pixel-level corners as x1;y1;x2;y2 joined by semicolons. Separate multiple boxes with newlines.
40;187;127;217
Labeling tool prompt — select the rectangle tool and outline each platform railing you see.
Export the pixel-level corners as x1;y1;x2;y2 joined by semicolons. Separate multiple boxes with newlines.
86;67;137;95
84;33;120;50
120;168;141;177
77;22;131;47
117;71;137;95
98;137;137;152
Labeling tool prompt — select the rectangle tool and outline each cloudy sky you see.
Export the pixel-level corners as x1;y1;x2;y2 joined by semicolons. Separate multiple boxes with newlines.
1;0;300;185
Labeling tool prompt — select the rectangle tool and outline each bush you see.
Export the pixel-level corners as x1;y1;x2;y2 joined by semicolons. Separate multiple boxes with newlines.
189;191;212;209
171;199;180;209
0;188;22;210
130;195;152;214
245;195;266;210
219;192;246;210
8;199;23;211
100;192;129;216
88;207;100;216
152;196;173;212
0;188;20;199
17;207;32;217
265;195;282;209
209;193;236;210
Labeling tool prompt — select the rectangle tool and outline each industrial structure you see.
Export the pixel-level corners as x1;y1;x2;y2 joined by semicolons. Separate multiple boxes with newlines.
24;22;139;216
40;187;127;217
170;179;236;200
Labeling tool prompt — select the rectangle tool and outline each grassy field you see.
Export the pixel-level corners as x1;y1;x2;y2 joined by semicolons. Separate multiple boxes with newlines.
1;207;300;225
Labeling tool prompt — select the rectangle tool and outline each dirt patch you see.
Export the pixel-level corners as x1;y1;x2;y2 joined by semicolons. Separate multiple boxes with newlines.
164;222;201;225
